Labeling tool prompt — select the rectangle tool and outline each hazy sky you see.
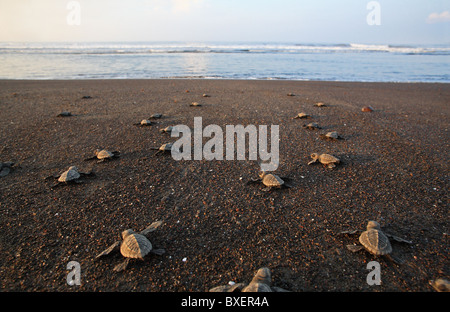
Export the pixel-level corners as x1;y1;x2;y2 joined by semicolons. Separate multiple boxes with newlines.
0;0;449;44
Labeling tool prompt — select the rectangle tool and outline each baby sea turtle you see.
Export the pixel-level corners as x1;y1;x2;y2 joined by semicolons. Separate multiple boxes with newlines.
319;131;343;141
293;113;310;119
341;221;412;264
95;221;165;272
247;171;292;192
190;102;202;107
308;153;340;168
362;106;374;112
46;166;94;188
0;161;15;177
57;111;73;117
209;267;289;292
160;126;174;134
302;122;321;130
84;149;120;162
287;93;295;96
151;143;173;155
134;119;153;127
202;94;210;97
149;113;163;119
314;102;326;107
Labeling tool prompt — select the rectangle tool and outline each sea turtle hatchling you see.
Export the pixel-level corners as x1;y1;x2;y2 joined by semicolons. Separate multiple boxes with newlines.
302;122;321;130
149;113;163;119
46;166;94;188
314;102;326;107
247;171;292;192
134;119;153;127
308;153;340;168
95;221;165;272
0;161;15;177
341;220;412;264
319;131;343;141
151;143;174;155
84;149;120;162
293;113;310;119
160;126;174;134
209;267;290;292
190;102;202;107
57;111;73;117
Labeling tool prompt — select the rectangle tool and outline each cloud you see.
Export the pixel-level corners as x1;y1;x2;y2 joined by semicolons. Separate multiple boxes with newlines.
426;11;450;24
171;0;203;13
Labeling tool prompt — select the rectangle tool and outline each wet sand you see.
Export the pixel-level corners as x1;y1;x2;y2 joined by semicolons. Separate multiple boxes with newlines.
0;79;448;293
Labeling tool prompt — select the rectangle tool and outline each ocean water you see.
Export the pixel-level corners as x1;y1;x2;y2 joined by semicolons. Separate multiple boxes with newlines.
0;42;449;82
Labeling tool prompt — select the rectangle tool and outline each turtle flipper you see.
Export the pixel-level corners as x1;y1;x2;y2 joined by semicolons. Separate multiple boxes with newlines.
386;254;405;265
210;283;246;292
346;244;364;253
340;229;361;235
0;167;11;177
113;258;130;272
50;182;63;189
140;220;163;236
307;160;317;165
79;170;95;177
84;156;97;161
95;241;121;259
246;178;261;185
385;233;412;244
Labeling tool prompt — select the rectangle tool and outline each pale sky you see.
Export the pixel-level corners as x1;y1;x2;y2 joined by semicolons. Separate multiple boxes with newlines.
0;0;449;44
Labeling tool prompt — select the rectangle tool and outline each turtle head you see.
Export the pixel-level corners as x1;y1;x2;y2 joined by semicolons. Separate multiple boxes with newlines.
94;149;102;156
367;220;381;230
310;153;319;160
258;171;267;178
121;229;136;239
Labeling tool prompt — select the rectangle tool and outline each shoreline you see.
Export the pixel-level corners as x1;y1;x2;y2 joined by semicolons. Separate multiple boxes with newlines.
1;78;449;83
0;79;448;292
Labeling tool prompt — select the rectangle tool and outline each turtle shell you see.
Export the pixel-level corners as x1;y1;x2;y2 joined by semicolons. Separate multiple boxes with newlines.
325;131;339;139
242;282;272;292
294;113;309;119
161;126;173;133
359;229;392;256
58;166;80;182
96;150;114;159
262;174;284;187
250;267;271;286
120;233;153;259
319;154;340;165
304;122;320;129
140;119;152;125
160;143;173;151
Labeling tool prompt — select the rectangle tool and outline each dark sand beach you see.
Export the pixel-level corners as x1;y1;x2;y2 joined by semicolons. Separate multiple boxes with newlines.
0;79;448;292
